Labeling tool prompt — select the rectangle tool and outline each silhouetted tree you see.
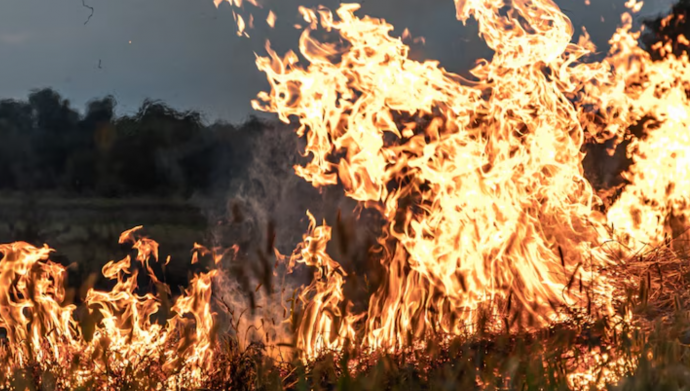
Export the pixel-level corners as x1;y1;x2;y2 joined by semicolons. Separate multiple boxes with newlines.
0;99;34;189
65;96;116;193
28;89;81;189
0;88;273;198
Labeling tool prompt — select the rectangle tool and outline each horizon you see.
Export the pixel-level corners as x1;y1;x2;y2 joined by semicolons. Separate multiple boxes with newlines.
0;0;677;124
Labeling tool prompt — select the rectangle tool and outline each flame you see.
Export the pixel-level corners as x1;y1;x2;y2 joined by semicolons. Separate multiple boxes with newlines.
0;228;226;389
267;10;276;28
282;211;360;358
249;0;690;387
599;13;690;249
252;0;618;355
0;242;76;367
2;0;690;388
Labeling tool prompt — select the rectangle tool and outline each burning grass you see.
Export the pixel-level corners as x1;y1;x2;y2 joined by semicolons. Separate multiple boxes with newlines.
0;224;688;391
278;236;690;391
0;337;252;391
5;0;690;389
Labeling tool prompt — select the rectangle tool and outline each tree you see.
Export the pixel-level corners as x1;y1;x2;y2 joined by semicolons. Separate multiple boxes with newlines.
0;100;34;189
28;89;81;189
0;88;277;198
64;96;117;193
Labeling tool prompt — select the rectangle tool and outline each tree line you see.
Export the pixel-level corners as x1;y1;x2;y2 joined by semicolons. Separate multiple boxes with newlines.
0;5;682;198
0;88;264;198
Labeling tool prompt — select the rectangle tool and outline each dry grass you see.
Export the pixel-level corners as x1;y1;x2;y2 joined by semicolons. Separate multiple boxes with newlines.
2;233;684;390
2;200;690;390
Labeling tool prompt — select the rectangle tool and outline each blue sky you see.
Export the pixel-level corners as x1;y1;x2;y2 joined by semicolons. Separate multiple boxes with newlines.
0;0;678;123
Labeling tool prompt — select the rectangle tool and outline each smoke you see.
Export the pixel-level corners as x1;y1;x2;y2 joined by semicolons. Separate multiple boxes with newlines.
204;118;386;354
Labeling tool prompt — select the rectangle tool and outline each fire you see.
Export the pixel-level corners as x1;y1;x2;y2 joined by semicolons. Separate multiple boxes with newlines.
597;12;690;249
249;0;690;385
0;228;222;389
0;242;76;368
252;0;617;354
279;211;360;359
2;0;690;388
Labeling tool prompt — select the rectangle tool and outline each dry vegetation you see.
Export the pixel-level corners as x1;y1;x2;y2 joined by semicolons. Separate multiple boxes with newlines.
2;104;690;391
4;1;690;389
1;217;689;391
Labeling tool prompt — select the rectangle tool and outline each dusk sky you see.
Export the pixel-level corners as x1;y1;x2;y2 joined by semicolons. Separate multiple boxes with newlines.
0;0;678;124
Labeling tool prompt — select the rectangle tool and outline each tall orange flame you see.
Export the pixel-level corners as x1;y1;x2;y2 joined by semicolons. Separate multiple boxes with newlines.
252;0;620;354
0;229;223;389
1;0;690;389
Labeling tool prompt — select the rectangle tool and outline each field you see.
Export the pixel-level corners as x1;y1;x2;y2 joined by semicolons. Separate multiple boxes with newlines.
2;0;690;388
0;193;688;390
0;194;209;291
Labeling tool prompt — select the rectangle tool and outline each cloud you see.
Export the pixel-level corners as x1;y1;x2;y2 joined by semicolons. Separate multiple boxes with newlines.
0;32;31;45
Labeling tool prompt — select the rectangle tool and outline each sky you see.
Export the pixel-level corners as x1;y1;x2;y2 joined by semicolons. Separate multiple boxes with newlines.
0;0;679;124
